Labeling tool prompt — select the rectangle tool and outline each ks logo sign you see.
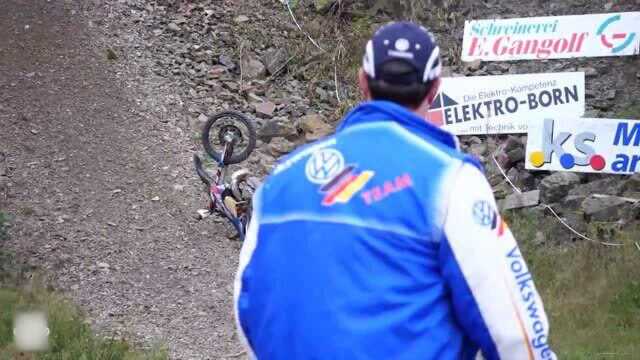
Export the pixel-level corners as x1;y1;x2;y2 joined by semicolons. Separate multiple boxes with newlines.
529;118;606;171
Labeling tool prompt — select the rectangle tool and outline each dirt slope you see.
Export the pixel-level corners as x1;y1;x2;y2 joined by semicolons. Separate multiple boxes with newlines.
0;1;242;358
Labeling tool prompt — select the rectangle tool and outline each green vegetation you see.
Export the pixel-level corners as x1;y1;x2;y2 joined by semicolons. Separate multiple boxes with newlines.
106;48;118;61
0;286;167;360
282;1;467;120
617;104;640;120
0;212;7;242
0;213;168;359
506;211;640;358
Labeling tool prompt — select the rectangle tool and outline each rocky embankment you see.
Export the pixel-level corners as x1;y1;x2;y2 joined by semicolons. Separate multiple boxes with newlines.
105;0;639;243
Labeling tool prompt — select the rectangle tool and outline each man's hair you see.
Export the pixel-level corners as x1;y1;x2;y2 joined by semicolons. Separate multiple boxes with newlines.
366;60;435;109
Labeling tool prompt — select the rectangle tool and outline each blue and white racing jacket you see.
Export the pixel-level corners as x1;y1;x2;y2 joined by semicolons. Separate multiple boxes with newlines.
234;100;555;360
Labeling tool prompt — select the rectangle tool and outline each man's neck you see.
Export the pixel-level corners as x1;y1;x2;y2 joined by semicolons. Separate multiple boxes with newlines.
412;107;440;127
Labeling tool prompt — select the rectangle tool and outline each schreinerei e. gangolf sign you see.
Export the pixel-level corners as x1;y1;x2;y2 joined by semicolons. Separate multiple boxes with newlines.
462;12;640;62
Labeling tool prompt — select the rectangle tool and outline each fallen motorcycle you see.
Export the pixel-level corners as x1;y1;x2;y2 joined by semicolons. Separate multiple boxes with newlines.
193;111;258;240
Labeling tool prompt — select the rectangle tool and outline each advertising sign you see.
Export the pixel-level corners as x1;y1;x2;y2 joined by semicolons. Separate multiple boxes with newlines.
431;72;584;135
525;117;640;174
462;12;640;61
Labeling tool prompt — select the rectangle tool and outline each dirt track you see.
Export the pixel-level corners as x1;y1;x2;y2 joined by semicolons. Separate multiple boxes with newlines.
0;1;242;358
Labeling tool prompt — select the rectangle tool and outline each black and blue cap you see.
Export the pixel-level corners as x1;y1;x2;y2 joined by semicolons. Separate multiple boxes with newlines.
362;21;442;85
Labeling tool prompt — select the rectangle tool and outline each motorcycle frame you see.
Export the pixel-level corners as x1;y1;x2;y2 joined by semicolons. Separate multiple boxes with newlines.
197;140;249;240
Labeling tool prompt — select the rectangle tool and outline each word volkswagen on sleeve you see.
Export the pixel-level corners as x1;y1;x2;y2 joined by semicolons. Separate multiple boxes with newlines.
430;72;584;135
462;12;640;61
526;117;640;174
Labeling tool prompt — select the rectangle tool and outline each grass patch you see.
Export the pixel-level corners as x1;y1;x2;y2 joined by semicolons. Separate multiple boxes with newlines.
0;284;168;359
0;213;168;359
506;211;640;358
616;104;640;120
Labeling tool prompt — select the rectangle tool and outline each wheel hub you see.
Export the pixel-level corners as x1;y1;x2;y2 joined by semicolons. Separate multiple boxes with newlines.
218;125;243;145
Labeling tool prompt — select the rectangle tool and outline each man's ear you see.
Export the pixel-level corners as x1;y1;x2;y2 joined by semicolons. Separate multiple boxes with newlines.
425;77;441;106
416;77;442;124
358;68;372;101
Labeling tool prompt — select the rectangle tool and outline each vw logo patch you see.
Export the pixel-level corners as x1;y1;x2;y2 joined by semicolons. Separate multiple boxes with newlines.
305;148;345;185
472;200;497;228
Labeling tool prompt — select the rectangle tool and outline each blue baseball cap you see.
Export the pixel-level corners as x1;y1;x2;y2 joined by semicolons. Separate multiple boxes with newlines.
362;21;442;85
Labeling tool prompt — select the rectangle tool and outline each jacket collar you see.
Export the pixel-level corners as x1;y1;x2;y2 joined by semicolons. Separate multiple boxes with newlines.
336;100;459;150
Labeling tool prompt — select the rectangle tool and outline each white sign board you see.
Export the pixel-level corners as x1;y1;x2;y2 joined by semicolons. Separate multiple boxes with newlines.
431;72;585;135
525;117;640;174
462;12;640;61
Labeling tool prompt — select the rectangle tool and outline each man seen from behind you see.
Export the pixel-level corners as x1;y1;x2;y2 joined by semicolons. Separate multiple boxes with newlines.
234;21;556;360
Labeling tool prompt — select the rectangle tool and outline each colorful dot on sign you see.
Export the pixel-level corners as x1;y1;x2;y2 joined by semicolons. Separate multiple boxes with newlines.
530;151;545;168
560;153;575;169
590;154;606;171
